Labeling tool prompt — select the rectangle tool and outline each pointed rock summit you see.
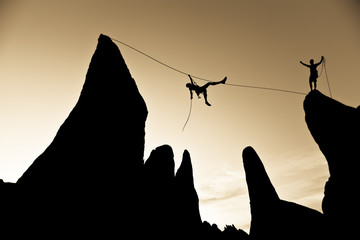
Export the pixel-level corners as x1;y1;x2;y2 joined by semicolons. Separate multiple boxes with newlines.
242;146;325;240
142;146;202;237
175;150;196;186
13;34;149;237
17;34;147;188
243;146;279;209
174;150;202;234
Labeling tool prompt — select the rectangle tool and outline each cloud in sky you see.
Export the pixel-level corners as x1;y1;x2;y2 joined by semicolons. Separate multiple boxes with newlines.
197;148;329;231
199;168;247;204
198;167;251;231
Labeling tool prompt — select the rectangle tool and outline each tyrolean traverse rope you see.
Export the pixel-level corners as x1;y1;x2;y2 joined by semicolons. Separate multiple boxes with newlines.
110;37;335;131
110;37;307;96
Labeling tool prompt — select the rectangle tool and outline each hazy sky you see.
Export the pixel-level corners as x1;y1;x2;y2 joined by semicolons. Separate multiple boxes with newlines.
1;0;360;231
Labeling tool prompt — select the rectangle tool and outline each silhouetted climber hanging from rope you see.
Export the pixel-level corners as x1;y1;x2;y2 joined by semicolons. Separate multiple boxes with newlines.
186;74;227;106
300;56;324;91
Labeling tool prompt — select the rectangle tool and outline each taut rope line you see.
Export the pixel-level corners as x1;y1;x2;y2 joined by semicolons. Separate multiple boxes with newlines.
110;37;307;96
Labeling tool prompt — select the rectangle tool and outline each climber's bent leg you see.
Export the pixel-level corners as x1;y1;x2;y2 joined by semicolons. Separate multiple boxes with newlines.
203;91;211;106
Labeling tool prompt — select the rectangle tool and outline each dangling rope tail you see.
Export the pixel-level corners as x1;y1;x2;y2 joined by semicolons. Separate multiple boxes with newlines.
318;57;332;98
182;98;193;132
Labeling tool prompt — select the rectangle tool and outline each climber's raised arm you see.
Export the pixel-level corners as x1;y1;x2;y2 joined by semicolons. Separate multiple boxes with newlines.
188;74;194;85
315;56;324;67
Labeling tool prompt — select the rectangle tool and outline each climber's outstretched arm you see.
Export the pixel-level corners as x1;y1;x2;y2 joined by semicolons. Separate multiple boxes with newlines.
300;61;310;68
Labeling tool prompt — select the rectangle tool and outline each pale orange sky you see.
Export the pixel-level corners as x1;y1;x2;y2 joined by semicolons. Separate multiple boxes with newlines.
1;0;360;231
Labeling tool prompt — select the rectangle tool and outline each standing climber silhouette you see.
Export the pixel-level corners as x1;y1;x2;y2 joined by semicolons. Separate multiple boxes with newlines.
300;56;324;91
186;75;227;106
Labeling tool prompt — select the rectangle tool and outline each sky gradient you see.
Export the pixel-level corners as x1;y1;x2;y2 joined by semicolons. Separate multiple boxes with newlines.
1;0;360;231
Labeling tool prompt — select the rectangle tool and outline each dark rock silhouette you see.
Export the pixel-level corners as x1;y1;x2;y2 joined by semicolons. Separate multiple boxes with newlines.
174;149;202;235
304;90;360;238
144;145;175;183
17;34;147;187
14;34;148;238
143;145;203;237
4;33;355;239
223;224;250;240
242;146;326;240
143;145;176;237
0;34;248;238
242;90;360;239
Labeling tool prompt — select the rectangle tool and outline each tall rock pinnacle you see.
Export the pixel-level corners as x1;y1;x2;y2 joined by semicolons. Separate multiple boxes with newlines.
243;146;279;210
174;150;202;234
17;34;148;187
242;146;325;240
14;34;148;237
